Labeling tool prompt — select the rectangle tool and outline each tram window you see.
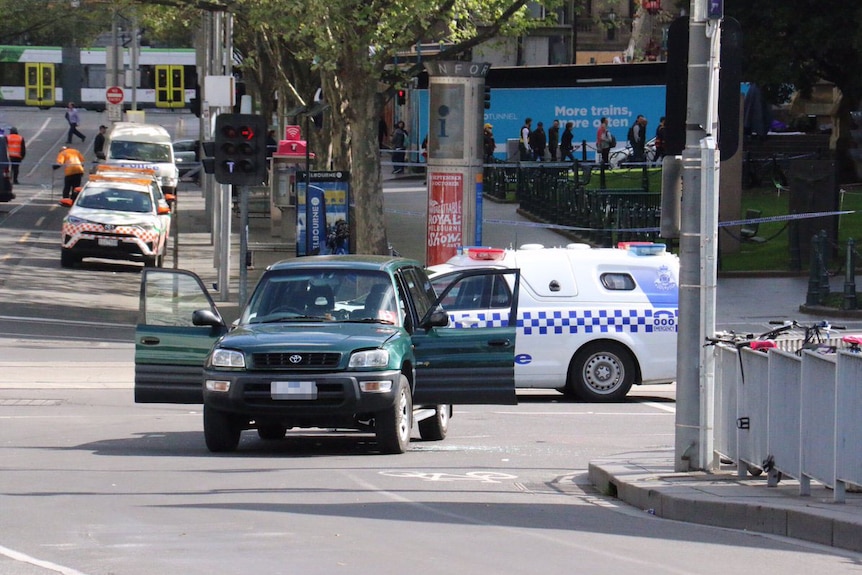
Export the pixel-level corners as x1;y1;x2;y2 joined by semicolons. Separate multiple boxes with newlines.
0;62;25;85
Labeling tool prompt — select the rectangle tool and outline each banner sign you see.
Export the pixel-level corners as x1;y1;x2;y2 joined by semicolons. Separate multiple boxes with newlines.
296;171;350;256
426;172;464;265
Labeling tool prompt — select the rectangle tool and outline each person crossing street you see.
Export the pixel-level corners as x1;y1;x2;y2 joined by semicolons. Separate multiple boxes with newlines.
54;145;85;200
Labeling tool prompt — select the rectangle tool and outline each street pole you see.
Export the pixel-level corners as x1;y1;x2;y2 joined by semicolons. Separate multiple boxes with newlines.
674;0;721;472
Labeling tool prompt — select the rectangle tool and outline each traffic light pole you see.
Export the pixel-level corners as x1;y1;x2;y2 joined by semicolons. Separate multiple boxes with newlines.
239;184;249;307
675;0;722;472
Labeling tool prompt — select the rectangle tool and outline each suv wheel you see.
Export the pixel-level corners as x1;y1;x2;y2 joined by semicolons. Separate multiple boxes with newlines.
418;404;450;441
204;405;242;452
376;375;412;454
60;250;79;268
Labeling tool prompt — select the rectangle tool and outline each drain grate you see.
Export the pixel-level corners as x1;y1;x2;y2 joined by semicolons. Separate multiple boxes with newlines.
0;398;64;406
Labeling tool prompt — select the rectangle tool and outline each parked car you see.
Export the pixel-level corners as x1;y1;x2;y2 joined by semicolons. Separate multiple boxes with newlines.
172;139;200;183
134;255;521;454
59;176;172;268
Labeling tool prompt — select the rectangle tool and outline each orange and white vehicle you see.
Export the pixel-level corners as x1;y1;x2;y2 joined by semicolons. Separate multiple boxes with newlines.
60;177;172;268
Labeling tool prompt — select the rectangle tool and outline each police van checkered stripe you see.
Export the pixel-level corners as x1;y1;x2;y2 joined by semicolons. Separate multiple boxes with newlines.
448;309;671;334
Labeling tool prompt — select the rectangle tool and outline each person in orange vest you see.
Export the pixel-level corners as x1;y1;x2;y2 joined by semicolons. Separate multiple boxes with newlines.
7;127;25;185
53;145;85;200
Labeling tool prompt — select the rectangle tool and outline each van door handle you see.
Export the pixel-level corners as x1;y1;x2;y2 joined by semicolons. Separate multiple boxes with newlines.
488;339;511;348
140;336;160;346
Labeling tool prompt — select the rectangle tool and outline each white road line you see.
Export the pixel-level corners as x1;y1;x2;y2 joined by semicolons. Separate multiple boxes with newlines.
0;544;92;575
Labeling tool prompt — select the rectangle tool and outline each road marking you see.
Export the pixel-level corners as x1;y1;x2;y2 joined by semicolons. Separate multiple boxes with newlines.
0;544;92;575
17;231;30;243
378;470;518;483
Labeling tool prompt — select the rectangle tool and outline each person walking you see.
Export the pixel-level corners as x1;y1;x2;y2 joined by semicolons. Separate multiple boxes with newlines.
547;119;560;161
596;117;613;166
654;116;666;160
628;114;646;162
519;117;532;161
483;123;496;163
54;145;86;200
7;127;25;185
391;120;408;174
93;125;107;161
65;102;86;144
560;121;575;162
529;121;547;161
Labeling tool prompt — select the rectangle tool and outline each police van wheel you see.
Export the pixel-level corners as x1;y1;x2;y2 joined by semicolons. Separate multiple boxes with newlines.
568;342;635;403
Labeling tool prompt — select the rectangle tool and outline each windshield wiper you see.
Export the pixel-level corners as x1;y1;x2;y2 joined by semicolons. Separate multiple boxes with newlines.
343;317;394;325
259;315;328;323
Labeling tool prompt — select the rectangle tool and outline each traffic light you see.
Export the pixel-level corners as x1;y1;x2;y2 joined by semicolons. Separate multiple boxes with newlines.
396;89;406;106
214;113;268;185
483;86;492;109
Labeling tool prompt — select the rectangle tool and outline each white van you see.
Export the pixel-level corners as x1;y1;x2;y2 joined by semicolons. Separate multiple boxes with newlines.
427;243;679;402
103;122;179;195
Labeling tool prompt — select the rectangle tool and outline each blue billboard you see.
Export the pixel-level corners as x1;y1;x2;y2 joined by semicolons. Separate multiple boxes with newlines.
416;84;666;160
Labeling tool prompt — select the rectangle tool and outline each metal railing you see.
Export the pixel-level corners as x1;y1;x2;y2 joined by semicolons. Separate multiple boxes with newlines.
483;161;661;246
714;344;862;502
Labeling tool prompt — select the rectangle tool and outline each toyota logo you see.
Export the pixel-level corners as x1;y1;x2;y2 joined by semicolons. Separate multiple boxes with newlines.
104;224;116;231
288;354;303;364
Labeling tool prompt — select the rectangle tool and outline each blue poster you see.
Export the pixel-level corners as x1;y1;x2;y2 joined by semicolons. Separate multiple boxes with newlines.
417;85;666;160
296;171;350;256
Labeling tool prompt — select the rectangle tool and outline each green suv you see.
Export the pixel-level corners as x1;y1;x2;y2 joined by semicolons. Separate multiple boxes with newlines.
135;255;520;454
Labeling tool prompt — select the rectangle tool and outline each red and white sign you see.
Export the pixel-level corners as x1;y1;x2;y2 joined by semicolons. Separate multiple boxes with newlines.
105;86;124;105
426;172;464;266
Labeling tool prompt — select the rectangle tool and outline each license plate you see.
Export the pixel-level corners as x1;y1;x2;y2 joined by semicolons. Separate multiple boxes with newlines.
98;238;119;247
271;381;317;400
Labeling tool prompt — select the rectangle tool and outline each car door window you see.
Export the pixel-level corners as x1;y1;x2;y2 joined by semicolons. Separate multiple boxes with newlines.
142;270;216;326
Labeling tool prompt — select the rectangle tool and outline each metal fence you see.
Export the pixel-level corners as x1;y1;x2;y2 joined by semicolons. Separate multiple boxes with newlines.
483;161;662;247
714;344;862;502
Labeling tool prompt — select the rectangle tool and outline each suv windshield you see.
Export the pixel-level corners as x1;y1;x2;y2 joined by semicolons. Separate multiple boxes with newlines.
242;269;401;325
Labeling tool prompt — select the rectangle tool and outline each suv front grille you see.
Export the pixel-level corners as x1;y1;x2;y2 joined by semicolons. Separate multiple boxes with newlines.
252;352;341;369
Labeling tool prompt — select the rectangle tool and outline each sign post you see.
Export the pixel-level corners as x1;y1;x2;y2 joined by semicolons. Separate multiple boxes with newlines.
106;86;125;122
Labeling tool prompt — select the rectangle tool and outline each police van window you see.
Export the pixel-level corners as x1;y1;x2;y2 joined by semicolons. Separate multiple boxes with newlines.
430;273;511;311
601;273;636;291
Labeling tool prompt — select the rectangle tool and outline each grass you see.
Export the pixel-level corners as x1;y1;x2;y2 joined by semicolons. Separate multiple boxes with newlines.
719;185;862;273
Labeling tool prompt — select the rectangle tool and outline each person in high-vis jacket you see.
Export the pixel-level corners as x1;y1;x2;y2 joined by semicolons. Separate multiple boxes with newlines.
54;145;85;200
7;127;25;185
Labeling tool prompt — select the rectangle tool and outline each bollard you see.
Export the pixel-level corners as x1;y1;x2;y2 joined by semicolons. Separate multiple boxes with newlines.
806;232;822;306
842;238;858;310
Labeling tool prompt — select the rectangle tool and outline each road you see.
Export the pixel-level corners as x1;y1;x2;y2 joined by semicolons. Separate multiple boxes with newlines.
2;107;861;574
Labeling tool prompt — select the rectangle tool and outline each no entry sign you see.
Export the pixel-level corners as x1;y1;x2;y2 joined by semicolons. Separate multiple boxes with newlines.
106;86;124;105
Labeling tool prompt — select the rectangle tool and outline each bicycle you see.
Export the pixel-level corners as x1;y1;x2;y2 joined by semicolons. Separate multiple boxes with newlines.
764;320;846;355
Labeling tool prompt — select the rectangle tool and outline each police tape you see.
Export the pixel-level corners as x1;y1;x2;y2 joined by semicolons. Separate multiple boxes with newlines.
384;208;856;234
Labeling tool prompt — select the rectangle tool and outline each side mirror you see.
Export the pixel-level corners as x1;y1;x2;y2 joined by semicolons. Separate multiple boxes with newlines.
59;198;73;207
192;309;224;327
423;306;450;328
164;193;176;204
157;204;171;215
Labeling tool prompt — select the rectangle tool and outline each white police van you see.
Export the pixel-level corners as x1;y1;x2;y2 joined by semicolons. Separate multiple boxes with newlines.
427;242;678;402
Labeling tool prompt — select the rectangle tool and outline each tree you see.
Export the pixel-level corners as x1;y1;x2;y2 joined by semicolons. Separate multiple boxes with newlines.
726;0;862;182
198;0;559;254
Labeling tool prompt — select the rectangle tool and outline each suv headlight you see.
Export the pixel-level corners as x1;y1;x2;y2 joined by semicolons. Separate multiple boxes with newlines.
209;348;246;369
348;349;389;368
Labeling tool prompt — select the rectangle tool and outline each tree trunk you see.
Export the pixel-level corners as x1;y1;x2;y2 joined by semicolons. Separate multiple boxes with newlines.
339;73;389;255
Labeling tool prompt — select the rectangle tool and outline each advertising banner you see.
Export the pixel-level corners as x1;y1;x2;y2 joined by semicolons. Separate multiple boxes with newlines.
296;171;350;256
427;172;464;265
